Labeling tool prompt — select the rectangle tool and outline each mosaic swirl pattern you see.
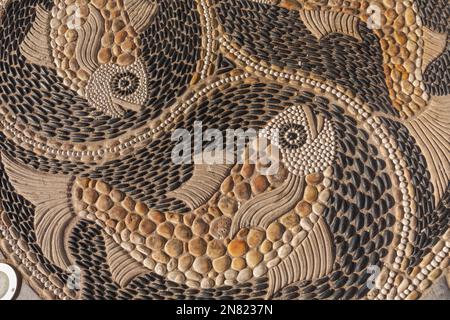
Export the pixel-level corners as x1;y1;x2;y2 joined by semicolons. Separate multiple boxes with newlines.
0;0;448;300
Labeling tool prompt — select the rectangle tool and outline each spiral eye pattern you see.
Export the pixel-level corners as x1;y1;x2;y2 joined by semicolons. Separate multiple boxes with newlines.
261;105;336;176
111;72;140;97
279;123;308;150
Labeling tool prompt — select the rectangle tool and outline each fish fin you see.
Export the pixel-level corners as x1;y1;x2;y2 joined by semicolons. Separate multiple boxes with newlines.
75;4;103;73
422;27;447;73
299;10;362;42
230;175;304;237
168;163;233;210
19;5;54;69
104;233;148;287
406;95;450;205
124;0;158;34
267;216;334;298
1;153;76;270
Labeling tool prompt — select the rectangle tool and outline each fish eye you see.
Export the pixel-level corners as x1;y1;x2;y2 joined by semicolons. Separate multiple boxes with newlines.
111;72;140;97
279;123;307;150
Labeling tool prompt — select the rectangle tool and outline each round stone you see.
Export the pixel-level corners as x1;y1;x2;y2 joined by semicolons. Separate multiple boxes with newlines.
213;256;231;273
280;212;300;228
110;206;127;220
247;229;265;248
149;210;165;224
135;202;149;216
192;218;209;236
96;194;113;211
157;222;174;239
165;239;183;258
95;181;111;194
221;176;234;194
260;240;272;254
218;196;238;217
174;224;193;242
253;264;268;277
228;239;248;257
200;278;215;289
241;163;254;178
125;213;141;231
188;237;207;257
304;185;319;202
146;234;166;250
234;182;251;201
207;239;226;259
152;250;170;264
267;222;284;242
130;232;145;245
210;216;232;240
237;268;253;282
193;256;212;273
246;250;263;268
295;201;312;218
305;173;323;185
122;197;136;212
178;254;194;272
110;189;124;202
139;219;156;236
231;257;246;271
83;188;98;205
251;175;269;194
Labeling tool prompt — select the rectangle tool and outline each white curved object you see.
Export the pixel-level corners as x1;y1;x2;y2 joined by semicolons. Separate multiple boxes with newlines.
0;263;19;300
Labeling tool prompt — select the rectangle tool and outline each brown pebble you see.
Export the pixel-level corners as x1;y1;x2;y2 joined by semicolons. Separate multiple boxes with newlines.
260;240;272;254
125;214;141;231
96;194;113;211
178;254;194;272
247;229;265;248
192;218;209;236
267;222;284;242
228;239;248;257
117;53;135;66
305;173;323;185
246;250;263;268
122;197;136;212
231;257;246;271
188;237;207;257
218;196;238;217
206;239;226;258
97;47;111;64
296;201;312;218
241;163;254;178
149;210;165;224
251;175;269;194
110;206;127;220
281;212;300;228
152;250;170;264
83;188;98;205
110;189;124;202
157;222;174;239
210;216;232;240
193;256;212;273
221;176;234;194
96;181;111;194
183;213;195;226
174;224;193;242
234;182;251;201
165;239;183;258
146;234;166;250
139;219;156;236
213;256;231;273
304;185;318;202
135;202;149;216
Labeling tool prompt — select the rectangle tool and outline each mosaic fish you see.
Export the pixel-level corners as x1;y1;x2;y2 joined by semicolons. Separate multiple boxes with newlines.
20;0;157;117
0;0;448;300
